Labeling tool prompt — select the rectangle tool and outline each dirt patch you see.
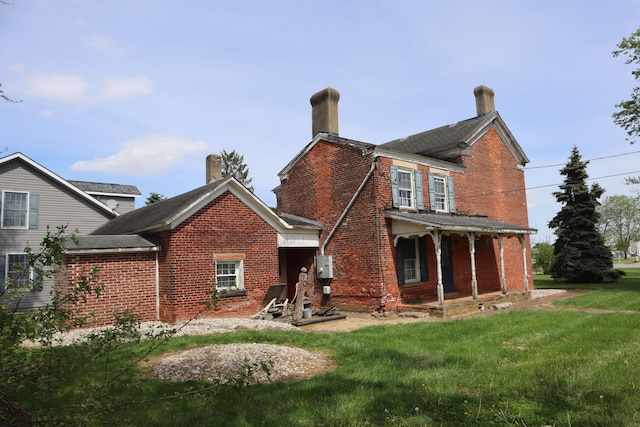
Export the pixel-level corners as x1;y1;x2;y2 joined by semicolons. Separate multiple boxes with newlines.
300;289;591;333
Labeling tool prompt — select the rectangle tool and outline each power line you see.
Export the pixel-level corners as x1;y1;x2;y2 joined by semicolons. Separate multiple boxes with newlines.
527;149;640;170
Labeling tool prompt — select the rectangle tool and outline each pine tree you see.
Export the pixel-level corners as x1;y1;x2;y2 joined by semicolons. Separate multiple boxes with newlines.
220;149;254;192
548;146;623;282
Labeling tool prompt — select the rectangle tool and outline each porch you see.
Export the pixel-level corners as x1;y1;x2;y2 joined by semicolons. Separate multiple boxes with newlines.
397;290;531;318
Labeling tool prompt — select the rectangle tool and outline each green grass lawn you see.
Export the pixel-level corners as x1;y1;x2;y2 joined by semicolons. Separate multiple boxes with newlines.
7;269;640;426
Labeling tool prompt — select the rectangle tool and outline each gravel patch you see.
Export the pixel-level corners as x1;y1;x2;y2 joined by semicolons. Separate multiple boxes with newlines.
145;343;335;384
25;317;300;347
531;289;567;299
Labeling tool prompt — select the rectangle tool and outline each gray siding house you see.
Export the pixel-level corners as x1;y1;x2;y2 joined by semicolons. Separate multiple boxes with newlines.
0;152;138;308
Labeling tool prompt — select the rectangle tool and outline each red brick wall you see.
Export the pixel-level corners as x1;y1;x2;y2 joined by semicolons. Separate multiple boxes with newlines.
277;128;534;311
60;252;158;326
164;191;280;322
61;190;282;325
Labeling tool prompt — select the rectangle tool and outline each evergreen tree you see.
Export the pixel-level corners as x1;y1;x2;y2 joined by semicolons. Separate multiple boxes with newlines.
145;192;166;205
221;149;254;192
548;146;623;282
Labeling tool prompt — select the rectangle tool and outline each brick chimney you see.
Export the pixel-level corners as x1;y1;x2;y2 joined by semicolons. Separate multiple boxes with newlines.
473;85;495;116
206;154;222;184
310;87;340;137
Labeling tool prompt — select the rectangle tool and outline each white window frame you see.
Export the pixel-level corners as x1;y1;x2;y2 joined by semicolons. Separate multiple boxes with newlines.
432;175;449;213
400;237;420;283
1;191;29;229
215;259;244;291
5;253;32;289
397;169;415;209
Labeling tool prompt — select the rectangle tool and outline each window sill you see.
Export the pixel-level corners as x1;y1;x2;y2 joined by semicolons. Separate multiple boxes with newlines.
217;288;247;298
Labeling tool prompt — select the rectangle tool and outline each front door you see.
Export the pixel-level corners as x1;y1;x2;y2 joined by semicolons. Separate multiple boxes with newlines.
441;235;454;293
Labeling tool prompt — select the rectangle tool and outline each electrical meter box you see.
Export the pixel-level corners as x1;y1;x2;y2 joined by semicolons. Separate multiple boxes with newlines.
316;255;333;279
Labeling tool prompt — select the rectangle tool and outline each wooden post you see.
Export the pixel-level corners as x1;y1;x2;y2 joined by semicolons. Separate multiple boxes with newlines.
519;235;530;292
498;234;507;295
467;232;478;300
430;230;444;307
293;267;308;321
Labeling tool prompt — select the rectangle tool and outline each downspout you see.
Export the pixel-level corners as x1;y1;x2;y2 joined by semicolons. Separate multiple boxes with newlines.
321;156;378;255
155;251;160;321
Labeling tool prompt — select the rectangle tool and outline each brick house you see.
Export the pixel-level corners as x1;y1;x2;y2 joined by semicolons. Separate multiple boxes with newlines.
275;86;536;315
59;85;535;324
59;156;321;324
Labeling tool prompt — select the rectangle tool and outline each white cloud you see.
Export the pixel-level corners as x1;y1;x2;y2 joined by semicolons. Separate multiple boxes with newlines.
101;76;155;100
24;73;89;104
70;134;210;176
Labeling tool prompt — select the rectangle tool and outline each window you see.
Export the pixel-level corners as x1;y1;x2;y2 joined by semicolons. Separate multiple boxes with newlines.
395;236;429;284
391;166;424;210
4;254;31;289
216;260;244;290
1;191;39;229
428;173;456;213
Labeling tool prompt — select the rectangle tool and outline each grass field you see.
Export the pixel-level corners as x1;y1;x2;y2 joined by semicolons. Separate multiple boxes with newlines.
7;269;640;426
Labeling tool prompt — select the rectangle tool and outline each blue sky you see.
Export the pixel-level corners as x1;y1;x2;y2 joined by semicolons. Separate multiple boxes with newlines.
2;1;640;242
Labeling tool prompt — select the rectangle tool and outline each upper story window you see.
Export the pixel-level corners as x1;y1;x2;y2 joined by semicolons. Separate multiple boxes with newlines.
1;191;39;229
390;166;424;210
428;173;456;213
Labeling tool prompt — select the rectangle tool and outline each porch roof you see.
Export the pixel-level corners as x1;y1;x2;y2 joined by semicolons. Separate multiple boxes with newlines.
384;210;537;236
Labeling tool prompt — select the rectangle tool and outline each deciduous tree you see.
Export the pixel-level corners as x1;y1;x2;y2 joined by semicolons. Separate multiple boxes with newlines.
598;194;640;258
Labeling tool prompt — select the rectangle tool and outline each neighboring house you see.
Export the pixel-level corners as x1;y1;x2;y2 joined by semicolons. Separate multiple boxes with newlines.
275;86;536;315
58;155;322;324
0;152;129;308
68;180;140;214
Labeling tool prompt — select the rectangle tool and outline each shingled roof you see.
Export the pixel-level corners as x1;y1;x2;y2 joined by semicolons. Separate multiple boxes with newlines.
92;180;225;235
68;180;141;196
379;111;529;165
385;210;536;235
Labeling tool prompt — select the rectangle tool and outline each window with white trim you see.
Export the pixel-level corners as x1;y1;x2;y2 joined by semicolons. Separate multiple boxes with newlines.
215;260;244;290
391;166;424;210
4;253;31;289
1;191;39;229
395;236;429;284
428;173;456;213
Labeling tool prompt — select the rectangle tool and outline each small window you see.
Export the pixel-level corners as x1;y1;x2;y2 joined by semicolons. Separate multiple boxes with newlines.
216;260;244;291
2;191;29;229
5;254;31;289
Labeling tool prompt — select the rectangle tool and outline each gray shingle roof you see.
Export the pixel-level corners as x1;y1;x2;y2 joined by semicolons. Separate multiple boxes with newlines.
379;113;497;160
65;235;160;252
92;180;224;235
385;210;536;235
68;180;141;196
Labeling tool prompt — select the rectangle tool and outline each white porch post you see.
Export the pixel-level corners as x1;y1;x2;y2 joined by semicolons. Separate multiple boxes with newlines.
498;234;507;295
519;235;530;291
430;229;444;307
467;232;478;300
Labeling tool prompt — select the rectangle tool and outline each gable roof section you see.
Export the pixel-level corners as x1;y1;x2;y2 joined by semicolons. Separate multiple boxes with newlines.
92;176;321;248
0;152;119;217
379;112;530;166
278;132;376;179
68;180;141;197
